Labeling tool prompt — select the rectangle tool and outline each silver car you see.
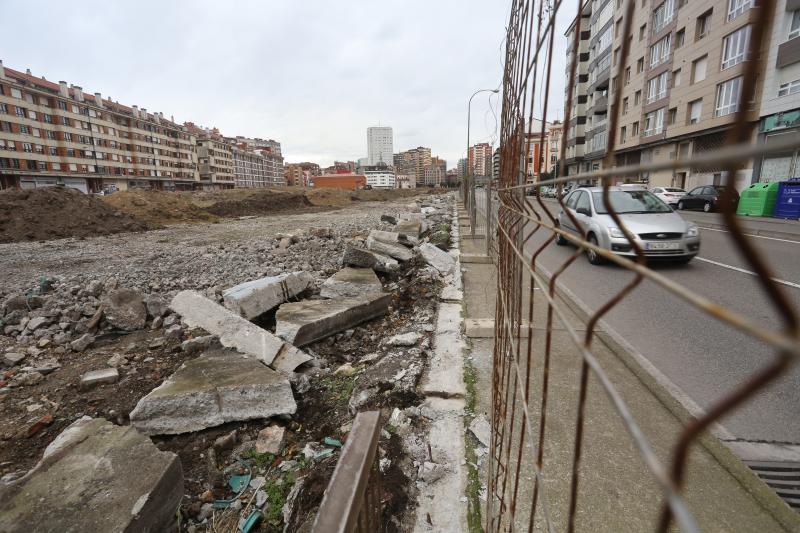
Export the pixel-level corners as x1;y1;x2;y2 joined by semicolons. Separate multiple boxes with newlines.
556;187;700;264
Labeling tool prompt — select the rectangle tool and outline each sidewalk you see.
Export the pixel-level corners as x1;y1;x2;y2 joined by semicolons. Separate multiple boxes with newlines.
458;209;799;531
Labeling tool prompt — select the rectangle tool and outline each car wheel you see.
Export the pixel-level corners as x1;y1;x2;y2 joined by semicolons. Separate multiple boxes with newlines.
586;234;606;265
703;202;712;213
677;201;684;210
555;232;568;246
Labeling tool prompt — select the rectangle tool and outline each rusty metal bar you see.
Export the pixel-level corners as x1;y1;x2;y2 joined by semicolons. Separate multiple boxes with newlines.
312;411;383;533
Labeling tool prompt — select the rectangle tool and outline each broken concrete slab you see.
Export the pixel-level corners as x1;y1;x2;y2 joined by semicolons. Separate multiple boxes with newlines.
129;349;297;435
348;351;424;414
369;229;416;247
0;416;183;533
170;290;311;371
276;294;392;347
366;234;413;261
79;367;119;390
386;332;422;347
103;288;147;331
421;302;466;398
256;425;286;455
320;267;383;299
341;246;399;273
419;243;456;275
468;414;491;447
271;343;314;374
223;272;314;320
395;219;422;241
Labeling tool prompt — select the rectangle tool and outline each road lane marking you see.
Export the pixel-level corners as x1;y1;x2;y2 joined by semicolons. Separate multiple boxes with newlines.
698;226;800;244
695;257;800;289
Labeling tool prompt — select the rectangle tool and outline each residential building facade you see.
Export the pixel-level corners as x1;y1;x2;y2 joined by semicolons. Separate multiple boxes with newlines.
195;130;235;190
232;146;269;188
363;163;396;189
367;126;393;165
0;62;198;192
468;142;493;178
394;146;433;186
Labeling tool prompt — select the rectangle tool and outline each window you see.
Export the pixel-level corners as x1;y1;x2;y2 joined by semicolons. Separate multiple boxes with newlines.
10;88;22;99
623;97;629;114
632;121;640;135
635;90;642;104
647;71;669;102
0;103;6;114
621;125;628;142
696;9;712;40
69;163;77;171
67;148;75;157
625;66;631;84
26;160;37;170
576;191;591;213
52;163;61;171
715;76;742;116
640;24;647;41
728;0;752;20
676;28;685;48
650;34;672;66
22;143;33;153
27;110;36;120
644;108;665;135
778;79;800;96
58;101;68;111
653;0;676;32
673;68;682;87
71;105;79;114
43;113;52;123
692;55;708;83
14;106;25;117
63;132;72;141
790;10;800;40
49;147;57;156
668;107;677;124
32;128;40;137
60;116;70;126
721;25;751;69
46;130;55;140
19;125;29;134
637;57;645;73
38;161;47;171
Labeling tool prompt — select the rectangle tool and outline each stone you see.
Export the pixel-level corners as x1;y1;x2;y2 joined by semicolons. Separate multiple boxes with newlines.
144;294;169;318
165;324;183;339
129;349;297;435
107;354;127;367
222;272;314;320
0;417;183;533
386;332;422;347
468;415;491;447
14;371;44;387
381;214;397;225
366;235;413;261
70;333;94;352
348;352;423;414
213;430;237;452
53;331;71;345
369;229;416;248
3;352;26;366
320;267;383;299
334;363;356;376
181;335;215;354
396;219;422;241
275;294;392;347
80;368;119;390
255;425;285;455
170;291;311;371
310;227;332;238
26;316;50;332
85;279;104;297
341;246;399;273
151;316;164;329
419;243;456;275
103;288;147;331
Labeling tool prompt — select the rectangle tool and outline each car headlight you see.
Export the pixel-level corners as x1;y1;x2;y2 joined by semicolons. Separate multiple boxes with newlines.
608;226;625;238
686;225;699;237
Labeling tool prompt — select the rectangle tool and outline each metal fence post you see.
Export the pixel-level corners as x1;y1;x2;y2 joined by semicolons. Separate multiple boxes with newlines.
486;181;493;256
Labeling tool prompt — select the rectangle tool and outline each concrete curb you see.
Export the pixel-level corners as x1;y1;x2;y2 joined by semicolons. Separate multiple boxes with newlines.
414;196;469;533
534;262;800;531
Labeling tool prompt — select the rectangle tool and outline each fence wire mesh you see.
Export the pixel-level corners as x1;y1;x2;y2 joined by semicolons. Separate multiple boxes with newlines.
481;0;800;531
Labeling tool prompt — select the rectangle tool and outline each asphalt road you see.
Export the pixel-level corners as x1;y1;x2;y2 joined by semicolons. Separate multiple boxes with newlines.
475;190;800;443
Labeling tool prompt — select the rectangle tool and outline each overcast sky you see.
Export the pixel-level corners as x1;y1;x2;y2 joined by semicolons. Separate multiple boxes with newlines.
2;0;573;168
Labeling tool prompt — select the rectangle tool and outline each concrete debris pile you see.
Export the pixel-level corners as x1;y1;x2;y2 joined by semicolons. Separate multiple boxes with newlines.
0;193;458;532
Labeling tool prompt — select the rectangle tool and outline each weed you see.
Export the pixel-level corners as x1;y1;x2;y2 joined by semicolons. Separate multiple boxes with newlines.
264;472;297;529
463;338;484;533
246;450;275;471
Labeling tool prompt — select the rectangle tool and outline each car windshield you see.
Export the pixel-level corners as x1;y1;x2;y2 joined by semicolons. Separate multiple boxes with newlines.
591;190;672;214
664;188;685;192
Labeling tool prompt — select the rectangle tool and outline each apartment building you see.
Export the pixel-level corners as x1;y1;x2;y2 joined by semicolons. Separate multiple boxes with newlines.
522;120;563;184
566;0;795;190
192;128;235;190
367;126;393;166
394;146;433;186
0;62;198;192
468;142;493;178
284;162;320;187
753;0;800;182
231;146;269;188
423;156;447;187
564;4;593;176
363;163;396;189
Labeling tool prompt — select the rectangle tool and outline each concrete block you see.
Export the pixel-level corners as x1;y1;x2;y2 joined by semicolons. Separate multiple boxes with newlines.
170;290;311;370
419;243;456;275
130;349;296;435
369;229;417;247
79;367;119;390
223;272;314;320
275;294;392;347
0;417;183;533
366;235;413;261
103;288;147;331
341;246;399;273
320;267;383;299
421;302;466;398
396;218;424;239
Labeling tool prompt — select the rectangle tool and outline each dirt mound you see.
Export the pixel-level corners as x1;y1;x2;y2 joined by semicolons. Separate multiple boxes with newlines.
305;188;422;207
203;189;317;217
102;189;219;225
0;186;155;243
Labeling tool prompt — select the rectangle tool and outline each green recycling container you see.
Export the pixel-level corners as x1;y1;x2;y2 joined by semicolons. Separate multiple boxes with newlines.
736;181;780;217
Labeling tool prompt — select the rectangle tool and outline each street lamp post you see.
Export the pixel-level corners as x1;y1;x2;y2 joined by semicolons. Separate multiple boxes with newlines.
467;88;499;237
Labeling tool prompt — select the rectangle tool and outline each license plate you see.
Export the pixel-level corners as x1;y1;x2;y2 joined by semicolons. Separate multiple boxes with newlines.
646;241;681;250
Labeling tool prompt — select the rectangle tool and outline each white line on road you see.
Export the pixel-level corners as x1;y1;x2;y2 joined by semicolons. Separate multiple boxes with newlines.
698;226;800;244
695;257;800;289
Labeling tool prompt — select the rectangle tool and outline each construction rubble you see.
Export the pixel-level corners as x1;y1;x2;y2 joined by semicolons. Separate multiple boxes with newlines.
0;193;461;532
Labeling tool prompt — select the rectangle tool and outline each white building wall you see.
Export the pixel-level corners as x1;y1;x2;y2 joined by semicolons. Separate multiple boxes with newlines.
760;0;800;117
365;170;396;189
367;126;393;166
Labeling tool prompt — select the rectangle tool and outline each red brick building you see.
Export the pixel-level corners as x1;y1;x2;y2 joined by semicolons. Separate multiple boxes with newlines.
312;174;366;190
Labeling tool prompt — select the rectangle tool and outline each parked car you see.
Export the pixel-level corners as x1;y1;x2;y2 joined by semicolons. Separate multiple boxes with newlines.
677;185;739;212
650;187;686;206
618;183;648;191
555;187;700;265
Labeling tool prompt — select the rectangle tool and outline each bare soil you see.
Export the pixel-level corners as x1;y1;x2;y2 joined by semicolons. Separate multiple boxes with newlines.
0;186;155;243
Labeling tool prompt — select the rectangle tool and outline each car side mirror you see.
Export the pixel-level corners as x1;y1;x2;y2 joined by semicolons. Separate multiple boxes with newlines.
577;207;591;217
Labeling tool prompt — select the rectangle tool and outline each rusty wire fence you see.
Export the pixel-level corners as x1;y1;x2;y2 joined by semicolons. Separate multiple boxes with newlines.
485;0;800;531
